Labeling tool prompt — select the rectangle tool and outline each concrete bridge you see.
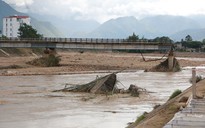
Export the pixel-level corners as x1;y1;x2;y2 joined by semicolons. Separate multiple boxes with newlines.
0;37;172;51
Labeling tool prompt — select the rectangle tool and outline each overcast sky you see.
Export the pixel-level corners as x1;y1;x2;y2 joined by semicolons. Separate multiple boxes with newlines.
4;0;205;23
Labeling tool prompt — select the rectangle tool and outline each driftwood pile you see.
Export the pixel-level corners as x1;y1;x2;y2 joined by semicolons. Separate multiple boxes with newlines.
53;73;118;94
53;73;146;96
118;84;147;97
146;57;180;72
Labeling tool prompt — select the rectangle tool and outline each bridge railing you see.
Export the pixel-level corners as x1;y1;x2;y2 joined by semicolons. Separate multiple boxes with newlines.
0;37;153;44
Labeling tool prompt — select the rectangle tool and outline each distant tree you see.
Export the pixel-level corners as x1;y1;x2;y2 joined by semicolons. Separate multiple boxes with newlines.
0;35;8;39
182;41;202;49
153;36;173;43
127;33;139;42
185;35;192;42
18;23;42;38
202;39;205;44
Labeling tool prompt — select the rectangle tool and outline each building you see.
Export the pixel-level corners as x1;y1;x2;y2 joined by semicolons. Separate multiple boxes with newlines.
3;15;30;38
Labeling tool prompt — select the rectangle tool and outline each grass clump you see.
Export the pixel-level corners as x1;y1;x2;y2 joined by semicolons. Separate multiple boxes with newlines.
168;89;182;101
134;112;148;124
27;54;61;67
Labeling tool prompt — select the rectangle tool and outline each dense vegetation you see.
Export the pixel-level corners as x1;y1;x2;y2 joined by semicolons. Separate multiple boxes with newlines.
127;33;173;43
175;35;205;52
18;23;42;38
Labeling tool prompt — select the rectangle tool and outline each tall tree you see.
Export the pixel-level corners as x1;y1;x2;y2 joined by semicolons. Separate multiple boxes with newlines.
18;23;42;38
127;33;139;42
153;36;173;43
202;39;205;44
185;35;192;42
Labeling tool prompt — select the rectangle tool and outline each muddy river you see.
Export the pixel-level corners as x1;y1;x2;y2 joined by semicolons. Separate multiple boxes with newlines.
0;69;196;128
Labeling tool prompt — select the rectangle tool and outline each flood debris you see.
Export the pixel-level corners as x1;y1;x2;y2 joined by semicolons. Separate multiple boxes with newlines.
145;57;180;72
119;84;147;97
27;54;61;67
53;73;147;97
53;73;118;94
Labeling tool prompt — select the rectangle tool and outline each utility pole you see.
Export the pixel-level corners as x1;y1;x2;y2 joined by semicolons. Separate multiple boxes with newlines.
192;68;197;99
168;46;174;71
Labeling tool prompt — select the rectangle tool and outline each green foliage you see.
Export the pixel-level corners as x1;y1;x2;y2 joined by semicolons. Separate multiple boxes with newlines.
168;89;182;101
153;36;173;43
202;39;205;44
127;33;139;42
18;23;43;38
182;41;202;49
185;35;193;42
0;35;8;39
135;112;148;124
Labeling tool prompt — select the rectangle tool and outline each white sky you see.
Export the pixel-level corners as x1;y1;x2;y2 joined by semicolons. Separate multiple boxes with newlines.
4;0;205;22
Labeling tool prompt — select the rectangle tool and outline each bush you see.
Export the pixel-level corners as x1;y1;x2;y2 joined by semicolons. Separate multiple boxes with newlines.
45;54;61;67
135;112;148;124
27;54;61;67
168;89;182;101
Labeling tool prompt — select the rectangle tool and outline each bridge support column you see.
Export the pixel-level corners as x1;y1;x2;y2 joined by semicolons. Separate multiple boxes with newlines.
168;48;174;71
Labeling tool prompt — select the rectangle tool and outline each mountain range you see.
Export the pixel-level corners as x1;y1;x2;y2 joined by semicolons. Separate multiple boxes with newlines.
86;15;205;41
1;0;205;41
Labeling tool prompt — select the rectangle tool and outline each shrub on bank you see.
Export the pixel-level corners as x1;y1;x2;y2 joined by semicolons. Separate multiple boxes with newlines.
27;54;61;67
168;89;182;101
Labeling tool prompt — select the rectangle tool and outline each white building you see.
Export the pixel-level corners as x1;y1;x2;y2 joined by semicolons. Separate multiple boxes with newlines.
3;15;30;38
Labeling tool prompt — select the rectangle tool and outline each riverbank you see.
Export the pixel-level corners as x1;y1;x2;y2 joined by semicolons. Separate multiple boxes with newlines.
0;51;205;76
128;79;205;128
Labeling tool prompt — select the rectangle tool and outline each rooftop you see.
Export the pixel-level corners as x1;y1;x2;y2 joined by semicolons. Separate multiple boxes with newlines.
4;15;29;19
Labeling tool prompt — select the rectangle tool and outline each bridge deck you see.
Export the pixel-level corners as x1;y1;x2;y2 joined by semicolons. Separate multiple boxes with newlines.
0;38;172;51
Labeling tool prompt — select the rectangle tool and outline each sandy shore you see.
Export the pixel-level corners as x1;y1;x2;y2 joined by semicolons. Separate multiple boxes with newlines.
0;51;205;76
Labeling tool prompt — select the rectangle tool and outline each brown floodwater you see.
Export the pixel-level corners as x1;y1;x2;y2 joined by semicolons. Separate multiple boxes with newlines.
0;69;197;128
